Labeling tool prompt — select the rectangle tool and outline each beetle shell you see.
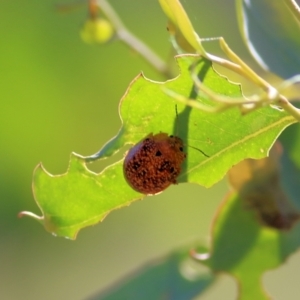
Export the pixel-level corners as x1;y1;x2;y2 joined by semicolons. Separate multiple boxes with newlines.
123;133;186;195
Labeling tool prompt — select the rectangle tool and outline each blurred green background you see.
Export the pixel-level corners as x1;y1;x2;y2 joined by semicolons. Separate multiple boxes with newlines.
1;0;300;299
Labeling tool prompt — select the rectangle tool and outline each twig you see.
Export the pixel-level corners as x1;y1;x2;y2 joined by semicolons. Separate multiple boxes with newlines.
96;0;173;78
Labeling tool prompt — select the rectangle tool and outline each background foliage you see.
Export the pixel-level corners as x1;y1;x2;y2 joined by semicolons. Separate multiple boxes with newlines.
1;0;300;299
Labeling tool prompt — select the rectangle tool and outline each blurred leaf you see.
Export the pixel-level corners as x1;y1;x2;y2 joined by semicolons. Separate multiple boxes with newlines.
192;143;300;299
280;147;300;212
88;250;215;300
280;123;300;168
228;144;300;229
279;124;300;210
21;55;295;238
194;191;300;300
236;0;300;78
167;20;196;53
158;0;205;53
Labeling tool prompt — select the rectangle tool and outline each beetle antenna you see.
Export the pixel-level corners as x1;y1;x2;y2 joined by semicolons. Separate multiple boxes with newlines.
175;104;210;157
188;145;210;157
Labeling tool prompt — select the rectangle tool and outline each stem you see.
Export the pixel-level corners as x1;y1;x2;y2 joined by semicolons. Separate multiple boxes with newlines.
204;38;300;120
200;39;276;96
218;38;273;91
96;0;173;78
82;0;300;122
117;29;173;78
278;95;300;122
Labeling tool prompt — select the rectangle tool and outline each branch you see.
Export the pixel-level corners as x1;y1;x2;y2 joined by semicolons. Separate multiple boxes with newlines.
96;0;173;78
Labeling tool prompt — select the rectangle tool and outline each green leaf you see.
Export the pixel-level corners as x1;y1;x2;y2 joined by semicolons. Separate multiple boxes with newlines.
92;55;295;188
20;55;295;238
195;192;300;300
89;250;215;300
21;155;140;239
279;124;300;210
158;0;206;54
236;0;300;78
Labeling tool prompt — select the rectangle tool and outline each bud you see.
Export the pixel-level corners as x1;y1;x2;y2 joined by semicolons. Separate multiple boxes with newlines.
80;18;114;44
